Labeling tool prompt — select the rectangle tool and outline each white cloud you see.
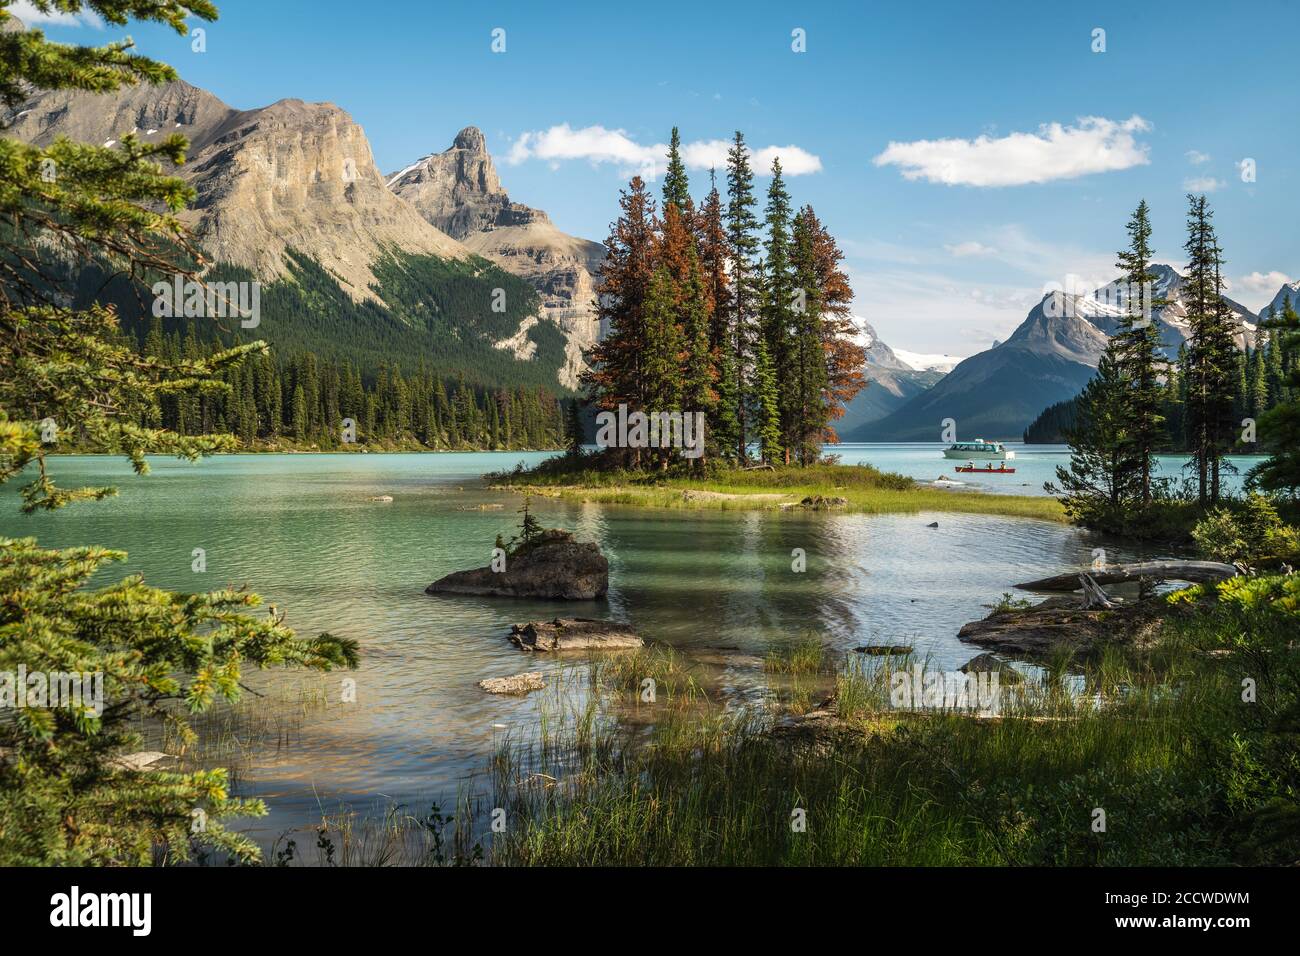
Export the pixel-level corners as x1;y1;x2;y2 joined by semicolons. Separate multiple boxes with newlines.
944;241;997;258
873;115;1151;187
507;124;821;178
846;265;1033;353
1185;149;1211;165
8;1;103;27
1183;176;1225;193
1237;270;1294;300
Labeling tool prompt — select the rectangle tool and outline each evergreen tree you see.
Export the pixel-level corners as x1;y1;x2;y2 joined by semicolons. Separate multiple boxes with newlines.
1112;199;1166;504
752;334;782;463
515;495;543;549
1247;339;1269;423
725;132;761;461
697;170;739;459
1047;352;1141;525
802;206;866;438
585;177;657;465
789;211;830;464
662;126;690;214
1250;295;1300;494
1181;194;1237;505
565;398;585;456
760;158;795;462
679;247;716;470
641;266;686;468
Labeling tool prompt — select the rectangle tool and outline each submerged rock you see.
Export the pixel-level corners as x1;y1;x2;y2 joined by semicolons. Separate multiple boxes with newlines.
478;672;546;694
110;751;174;772
509;617;643;652
959;653;1023;683
426;529;608;600
855;644;913;655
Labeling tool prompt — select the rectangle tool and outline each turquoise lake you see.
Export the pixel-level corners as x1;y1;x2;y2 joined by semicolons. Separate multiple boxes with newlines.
1;445;1236;844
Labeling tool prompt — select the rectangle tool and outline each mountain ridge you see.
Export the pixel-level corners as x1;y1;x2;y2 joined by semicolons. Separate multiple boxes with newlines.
848;264;1262;442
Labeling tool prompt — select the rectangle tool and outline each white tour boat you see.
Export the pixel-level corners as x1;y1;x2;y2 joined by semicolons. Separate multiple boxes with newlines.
942;439;1015;461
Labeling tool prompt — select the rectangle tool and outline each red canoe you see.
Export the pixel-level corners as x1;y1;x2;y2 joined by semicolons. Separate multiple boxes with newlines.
955;465;1016;474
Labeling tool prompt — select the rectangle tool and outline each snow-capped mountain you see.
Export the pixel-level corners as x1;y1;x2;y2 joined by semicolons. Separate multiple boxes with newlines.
848;264;1261;442
838;320;949;434
1259;280;1300;320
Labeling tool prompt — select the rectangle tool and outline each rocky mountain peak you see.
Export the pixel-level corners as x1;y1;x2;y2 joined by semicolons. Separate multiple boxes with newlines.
386;128;533;237
9;81;469;299
453;126;487;151
387;130;606;388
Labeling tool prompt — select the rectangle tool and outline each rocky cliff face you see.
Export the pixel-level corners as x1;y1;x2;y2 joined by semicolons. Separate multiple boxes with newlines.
388;128;605;387
9;82;469;300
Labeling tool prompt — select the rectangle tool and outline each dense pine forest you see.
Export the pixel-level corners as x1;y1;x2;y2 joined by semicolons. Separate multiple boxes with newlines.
61;248;572;451
579;129;866;470
124;317;566;451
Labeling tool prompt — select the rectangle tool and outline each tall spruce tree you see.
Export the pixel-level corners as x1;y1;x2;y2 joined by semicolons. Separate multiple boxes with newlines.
585;176;657;465
679;247;716;470
760;158;795;462
662;126;690;214
725;132;761;461
1112;200;1166;504
752;334;782;463
697;170;738;459
1181;194;1237;505
789;210;830;464
641;266;686;468
802;207;866;439
1047;351;1142;525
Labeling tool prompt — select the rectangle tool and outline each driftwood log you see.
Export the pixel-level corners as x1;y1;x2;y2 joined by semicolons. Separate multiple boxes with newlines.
1015;560;1238;593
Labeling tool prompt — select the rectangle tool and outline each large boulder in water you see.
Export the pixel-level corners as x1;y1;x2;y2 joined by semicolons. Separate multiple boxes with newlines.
425;529;608;600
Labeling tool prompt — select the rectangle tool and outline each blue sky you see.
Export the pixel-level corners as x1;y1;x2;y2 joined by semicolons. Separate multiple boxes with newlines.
18;0;1300;354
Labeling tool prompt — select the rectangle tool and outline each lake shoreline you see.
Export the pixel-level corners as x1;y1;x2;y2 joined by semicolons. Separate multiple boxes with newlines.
489;460;1067;522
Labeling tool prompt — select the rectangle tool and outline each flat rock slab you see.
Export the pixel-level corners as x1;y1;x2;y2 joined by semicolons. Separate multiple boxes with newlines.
426;529;608;600
958;596;1163;658
510;618;644;652
478;672;546;694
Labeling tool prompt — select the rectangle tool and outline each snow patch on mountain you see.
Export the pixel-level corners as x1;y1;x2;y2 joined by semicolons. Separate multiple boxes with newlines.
892;349;966;374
